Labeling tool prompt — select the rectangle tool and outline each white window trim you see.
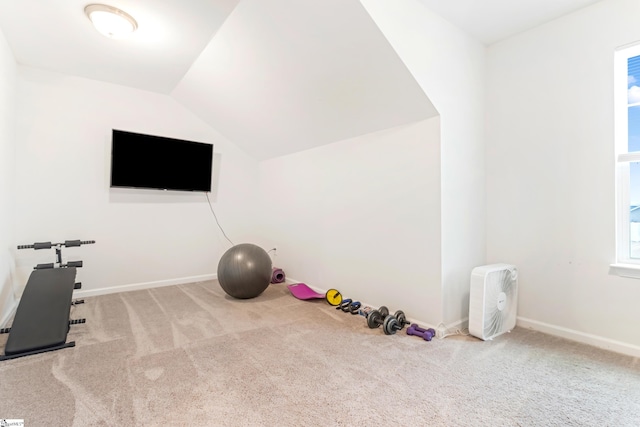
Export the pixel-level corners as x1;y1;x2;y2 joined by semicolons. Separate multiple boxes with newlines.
611;42;640;277
609;263;640;278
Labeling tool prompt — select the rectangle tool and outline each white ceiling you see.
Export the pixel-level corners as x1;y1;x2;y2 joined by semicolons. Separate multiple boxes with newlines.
416;0;604;45
171;0;438;159
0;0;604;159
0;0;240;93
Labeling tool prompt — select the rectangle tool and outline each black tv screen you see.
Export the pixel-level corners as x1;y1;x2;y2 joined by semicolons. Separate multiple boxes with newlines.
110;130;213;192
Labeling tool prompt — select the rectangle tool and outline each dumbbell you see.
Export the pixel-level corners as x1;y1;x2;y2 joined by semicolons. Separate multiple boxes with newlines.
382;310;411;335
407;324;436;341
366;306;390;329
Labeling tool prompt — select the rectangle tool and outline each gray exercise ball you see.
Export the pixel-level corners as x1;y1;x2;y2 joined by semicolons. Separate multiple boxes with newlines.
217;243;272;299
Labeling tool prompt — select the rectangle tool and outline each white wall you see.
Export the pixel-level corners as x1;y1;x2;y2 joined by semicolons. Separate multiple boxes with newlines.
12;67;260;296
258;117;442;325
361;0;486;327
0;26;17;325
486;0;640;352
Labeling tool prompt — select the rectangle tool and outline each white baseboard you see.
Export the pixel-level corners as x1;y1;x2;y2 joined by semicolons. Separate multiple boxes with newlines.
517;316;640;359
437;317;469;338
283;276;301;285
0;300;17;328
73;274;217;298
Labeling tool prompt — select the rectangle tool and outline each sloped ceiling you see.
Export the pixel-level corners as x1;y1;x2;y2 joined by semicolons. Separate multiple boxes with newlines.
171;0;438;160
0;0;604;159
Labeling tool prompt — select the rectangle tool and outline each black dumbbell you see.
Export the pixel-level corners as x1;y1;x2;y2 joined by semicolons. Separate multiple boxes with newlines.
366;306;390;329
407;324;436;341
382;310;410;335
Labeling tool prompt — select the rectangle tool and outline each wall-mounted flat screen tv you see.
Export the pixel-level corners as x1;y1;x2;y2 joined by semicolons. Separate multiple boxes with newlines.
110;129;213;192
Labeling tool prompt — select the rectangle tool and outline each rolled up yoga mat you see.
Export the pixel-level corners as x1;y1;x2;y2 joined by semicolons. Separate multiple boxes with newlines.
271;267;285;284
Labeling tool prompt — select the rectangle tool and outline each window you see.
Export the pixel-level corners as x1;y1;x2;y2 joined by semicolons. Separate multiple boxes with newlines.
614;44;640;271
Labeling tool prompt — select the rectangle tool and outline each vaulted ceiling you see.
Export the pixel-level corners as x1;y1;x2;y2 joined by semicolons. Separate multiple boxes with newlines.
171;0;437;159
0;0;603;159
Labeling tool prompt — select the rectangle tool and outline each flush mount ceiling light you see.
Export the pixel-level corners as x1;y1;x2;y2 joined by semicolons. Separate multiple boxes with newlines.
84;4;138;39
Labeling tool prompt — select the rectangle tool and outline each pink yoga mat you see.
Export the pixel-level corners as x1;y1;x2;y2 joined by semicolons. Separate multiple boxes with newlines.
287;283;325;300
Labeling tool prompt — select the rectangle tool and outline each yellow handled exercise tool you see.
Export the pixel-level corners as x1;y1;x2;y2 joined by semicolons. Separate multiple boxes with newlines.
287;283;343;306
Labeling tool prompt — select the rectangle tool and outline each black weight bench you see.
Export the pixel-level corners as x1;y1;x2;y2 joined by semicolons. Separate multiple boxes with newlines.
1;240;94;361
1;268;77;360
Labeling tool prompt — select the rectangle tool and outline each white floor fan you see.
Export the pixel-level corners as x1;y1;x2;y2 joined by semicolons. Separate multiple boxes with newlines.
469;264;518;340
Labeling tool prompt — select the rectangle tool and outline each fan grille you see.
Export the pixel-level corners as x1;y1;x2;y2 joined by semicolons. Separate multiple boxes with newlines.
469;264;518;340
482;268;517;338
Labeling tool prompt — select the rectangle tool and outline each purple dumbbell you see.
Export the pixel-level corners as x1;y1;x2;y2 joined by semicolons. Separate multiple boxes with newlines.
407;324;436;341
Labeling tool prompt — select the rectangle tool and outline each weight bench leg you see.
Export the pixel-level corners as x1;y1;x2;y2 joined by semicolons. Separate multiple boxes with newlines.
0;341;76;361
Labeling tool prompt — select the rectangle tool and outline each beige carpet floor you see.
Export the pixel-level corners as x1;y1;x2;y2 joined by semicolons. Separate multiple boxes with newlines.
1;280;639;426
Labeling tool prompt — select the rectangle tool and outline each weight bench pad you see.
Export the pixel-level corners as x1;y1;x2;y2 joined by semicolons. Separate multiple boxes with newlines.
4;268;77;356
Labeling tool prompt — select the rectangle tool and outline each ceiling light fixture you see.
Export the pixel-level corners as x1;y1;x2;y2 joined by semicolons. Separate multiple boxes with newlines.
84;4;138;39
